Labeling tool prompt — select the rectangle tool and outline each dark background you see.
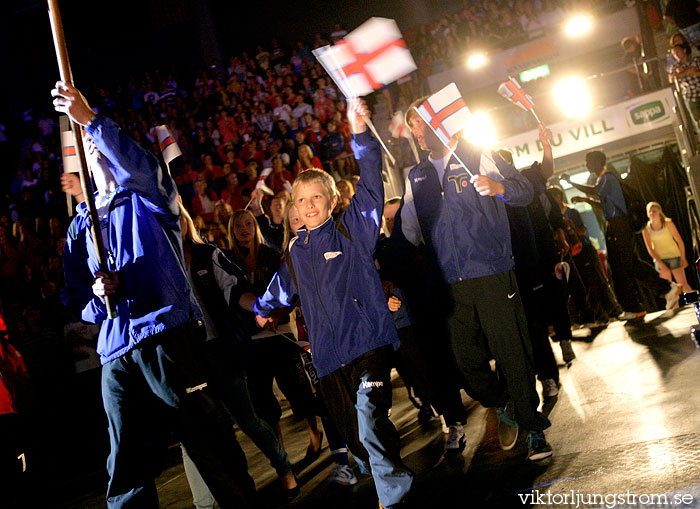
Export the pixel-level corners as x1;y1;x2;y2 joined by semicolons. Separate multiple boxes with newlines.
0;0;459;117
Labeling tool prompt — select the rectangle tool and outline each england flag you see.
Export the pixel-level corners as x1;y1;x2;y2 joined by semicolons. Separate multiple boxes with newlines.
498;77;535;112
155;125;182;165
414;83;471;146
315;17;416;97
255;167;274;196
389;111;411;139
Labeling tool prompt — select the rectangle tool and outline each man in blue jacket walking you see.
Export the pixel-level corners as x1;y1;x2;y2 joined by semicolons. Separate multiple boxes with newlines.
52;81;255;508
389;98;553;461
254;99;414;508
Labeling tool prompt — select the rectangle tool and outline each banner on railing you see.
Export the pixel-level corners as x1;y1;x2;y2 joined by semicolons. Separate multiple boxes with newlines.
496;88;675;169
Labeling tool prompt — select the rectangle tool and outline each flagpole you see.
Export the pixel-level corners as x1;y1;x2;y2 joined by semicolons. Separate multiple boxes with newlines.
530;109;541;124
48;0;117;319
412;107;474;178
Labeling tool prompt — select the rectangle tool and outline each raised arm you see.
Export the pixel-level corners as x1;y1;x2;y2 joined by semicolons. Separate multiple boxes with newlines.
539;123;554;179
339;99;385;251
52;81;178;217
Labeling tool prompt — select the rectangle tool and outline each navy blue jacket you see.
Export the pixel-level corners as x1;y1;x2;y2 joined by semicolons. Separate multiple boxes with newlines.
253;131;399;377
393;141;533;283
61;116;202;364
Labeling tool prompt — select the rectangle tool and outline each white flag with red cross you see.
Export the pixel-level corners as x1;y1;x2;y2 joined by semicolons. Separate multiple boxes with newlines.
155;125;182;165
389;111;411;139
413;83;471;146
326;17;416;97
60;115;81;173
255;167;274;196
498;77;535;112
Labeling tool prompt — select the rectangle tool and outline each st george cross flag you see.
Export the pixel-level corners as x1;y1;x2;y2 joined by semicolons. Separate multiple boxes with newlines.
256;167;274;196
389;111;411;139
414;83;471;146
326;17;416;97
60;115;81;173
498;77;535;112
155;125;182;164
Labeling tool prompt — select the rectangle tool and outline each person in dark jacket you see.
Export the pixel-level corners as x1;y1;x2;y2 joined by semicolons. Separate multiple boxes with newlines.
226;209;324;464
177;202;298;506
254;99;414;508
389;97;552;461
53;81;255;508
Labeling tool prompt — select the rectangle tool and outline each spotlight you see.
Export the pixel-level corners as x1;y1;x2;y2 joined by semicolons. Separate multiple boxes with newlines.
554;77;591;118
464;111;496;148
565;15;592;37
467;53;487;69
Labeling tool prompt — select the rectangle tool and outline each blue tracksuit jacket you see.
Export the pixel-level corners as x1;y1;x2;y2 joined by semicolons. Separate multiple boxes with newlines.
393;141;534;283
61;116;202;364
253;131;399;377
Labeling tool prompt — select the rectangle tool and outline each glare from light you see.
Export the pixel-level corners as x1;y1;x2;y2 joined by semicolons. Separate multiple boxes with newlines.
554;77;591;118
464;111;497;148
467;53;487;69
565;15;592;37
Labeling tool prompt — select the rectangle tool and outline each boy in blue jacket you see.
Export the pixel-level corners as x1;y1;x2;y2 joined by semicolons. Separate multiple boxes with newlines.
53;82;255;508
254;99;414;508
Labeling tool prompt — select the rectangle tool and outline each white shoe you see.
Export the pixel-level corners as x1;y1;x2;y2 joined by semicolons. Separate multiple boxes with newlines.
445;423;466;451
328;464;358;485
542;378;559;398
664;282;681;309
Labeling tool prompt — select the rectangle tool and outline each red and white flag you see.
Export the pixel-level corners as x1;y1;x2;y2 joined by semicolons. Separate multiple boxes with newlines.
414;83;471;146
317;17;416;97
255;167;274;196
155;125;182;164
498;77;535;112
389;111;411;139
60;116;81;173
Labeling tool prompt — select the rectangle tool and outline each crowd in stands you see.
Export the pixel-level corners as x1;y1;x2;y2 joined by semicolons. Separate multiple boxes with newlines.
0;0;693;504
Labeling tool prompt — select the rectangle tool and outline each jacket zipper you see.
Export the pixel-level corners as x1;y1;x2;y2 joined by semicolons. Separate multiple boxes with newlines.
440;165;463;282
307;230;344;367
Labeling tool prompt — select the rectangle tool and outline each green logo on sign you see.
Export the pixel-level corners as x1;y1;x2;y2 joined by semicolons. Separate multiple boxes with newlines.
630;101;665;125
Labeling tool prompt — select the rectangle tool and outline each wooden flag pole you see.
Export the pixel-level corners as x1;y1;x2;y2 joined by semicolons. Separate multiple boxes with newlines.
48;0;116;319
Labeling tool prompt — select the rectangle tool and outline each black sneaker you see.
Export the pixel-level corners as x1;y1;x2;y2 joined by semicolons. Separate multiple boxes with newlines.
417;404;435;425
526;430;553;461
495;400;519;450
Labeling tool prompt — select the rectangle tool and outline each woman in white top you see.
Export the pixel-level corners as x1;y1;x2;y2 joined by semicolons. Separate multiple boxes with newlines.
642;202;693;292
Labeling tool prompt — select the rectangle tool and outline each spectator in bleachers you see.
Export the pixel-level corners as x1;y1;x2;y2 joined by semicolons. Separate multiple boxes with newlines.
669;33;700;124
293;144;321;177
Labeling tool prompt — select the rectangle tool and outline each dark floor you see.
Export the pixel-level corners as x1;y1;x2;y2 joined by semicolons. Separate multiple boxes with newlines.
46;307;700;508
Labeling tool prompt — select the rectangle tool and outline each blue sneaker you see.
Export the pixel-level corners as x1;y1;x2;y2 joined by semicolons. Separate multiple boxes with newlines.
526;430;553;461
495;400;518;450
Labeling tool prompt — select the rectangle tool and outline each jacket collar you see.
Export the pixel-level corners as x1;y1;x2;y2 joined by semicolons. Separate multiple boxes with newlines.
296;215;334;244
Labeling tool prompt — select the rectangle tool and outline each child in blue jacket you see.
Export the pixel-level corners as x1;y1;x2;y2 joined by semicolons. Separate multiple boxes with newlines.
254;99;413;508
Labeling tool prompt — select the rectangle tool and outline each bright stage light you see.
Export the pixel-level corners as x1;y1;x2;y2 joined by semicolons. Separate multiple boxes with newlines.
554;77;591;118
565;15;592;37
464;111;496;147
467;53;486;69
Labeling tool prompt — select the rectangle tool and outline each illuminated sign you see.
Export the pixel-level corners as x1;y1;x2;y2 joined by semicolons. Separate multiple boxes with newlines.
519;64;551;83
